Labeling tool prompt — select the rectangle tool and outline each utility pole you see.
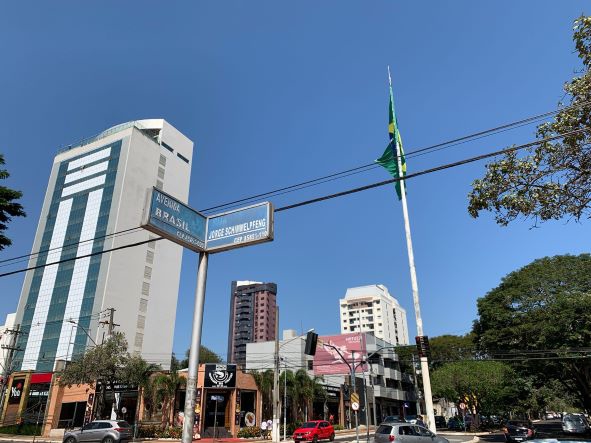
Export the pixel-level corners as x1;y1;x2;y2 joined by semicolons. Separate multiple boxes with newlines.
272;306;280;442
99;308;119;342
0;324;21;413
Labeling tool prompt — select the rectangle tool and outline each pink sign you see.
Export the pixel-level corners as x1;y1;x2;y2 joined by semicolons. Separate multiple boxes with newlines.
313;333;368;375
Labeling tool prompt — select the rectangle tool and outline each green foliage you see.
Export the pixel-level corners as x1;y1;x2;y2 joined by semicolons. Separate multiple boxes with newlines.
171;345;222;369
431;360;519;416
333;424;344;431
468;15;591;226
59;333;160;418
0;154;25;250
237;426;262;438
473;254;591;411
137;424;182;438
0;423;42;435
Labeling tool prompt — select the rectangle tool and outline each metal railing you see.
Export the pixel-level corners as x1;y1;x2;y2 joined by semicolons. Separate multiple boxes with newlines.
57;120;149;154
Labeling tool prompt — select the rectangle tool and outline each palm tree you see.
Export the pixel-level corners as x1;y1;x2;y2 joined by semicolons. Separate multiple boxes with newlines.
251;369;275;420
121;355;160;422
151;371;180;428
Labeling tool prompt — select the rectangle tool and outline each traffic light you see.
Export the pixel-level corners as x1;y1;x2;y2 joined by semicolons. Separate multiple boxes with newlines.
415;335;431;358
304;331;318;355
343;383;350;400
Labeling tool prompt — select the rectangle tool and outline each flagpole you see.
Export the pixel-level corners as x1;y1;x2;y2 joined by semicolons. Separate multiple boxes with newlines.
387;66;436;433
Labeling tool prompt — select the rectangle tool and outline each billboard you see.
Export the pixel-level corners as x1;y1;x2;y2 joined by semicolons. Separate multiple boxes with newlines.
313;333;368;375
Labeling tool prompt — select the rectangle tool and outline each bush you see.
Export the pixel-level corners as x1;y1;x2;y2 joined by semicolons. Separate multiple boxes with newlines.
0;423;42;435
136;424;183;438
237;426;262;438
333;424;344;431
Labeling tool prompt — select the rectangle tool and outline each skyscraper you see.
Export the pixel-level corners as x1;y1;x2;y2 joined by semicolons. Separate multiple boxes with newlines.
14;119;193;372
339;284;410;345
227;280;277;366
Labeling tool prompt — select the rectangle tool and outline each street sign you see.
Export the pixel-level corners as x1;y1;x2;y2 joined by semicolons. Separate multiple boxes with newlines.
351;402;359;411
206;202;273;252
350;392;359;404
459;402;466;410
142;188;207;252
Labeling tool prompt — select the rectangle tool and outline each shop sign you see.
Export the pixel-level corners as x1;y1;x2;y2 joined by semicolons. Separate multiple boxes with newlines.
9;378;25;404
204;364;236;388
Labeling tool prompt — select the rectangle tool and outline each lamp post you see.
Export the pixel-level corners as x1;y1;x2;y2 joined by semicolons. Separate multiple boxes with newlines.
274;328;314;441
66;319;97;359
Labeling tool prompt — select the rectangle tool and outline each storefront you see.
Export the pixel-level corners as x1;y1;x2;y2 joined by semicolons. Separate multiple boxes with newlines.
1;372;54;427
172;363;259;438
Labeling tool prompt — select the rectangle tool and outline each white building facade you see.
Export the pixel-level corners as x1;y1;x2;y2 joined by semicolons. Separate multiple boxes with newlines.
14;120;193;371
339;285;410;345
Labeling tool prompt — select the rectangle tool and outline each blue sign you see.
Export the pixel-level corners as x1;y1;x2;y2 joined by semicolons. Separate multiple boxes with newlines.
206;202;273;252
143;188;207;252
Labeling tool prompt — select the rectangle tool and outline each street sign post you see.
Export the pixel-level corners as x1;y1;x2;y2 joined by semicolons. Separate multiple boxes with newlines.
142;188;206;251
351;402;359;411
206;202;273;252
141;188;274;443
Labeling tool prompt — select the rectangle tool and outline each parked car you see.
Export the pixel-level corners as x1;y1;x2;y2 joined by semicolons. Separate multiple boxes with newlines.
562;413;590;435
375;423;449;443
434;416;447;429
447;417;466;431
293;420;335;443
502;420;535;442
383;415;407;423
63;420;132;443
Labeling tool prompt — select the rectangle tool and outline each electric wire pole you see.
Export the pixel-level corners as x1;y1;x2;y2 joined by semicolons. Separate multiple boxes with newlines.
0;324;21;413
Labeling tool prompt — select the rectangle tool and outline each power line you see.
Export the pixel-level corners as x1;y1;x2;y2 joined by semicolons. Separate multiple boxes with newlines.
274;128;586;212
0;127;585;279
1;101;585;268
199;99;591;213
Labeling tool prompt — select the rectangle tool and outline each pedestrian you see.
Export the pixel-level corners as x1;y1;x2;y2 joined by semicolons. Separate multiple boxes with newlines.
416;415;426;428
267;419;273;439
329;414;334;425
261;419;268;439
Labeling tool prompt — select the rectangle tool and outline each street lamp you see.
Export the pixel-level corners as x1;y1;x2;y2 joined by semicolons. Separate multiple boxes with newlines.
66;319;97;359
276;328;314;441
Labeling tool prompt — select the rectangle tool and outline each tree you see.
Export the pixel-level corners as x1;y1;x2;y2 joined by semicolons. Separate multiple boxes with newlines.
468;16;591;226
251;369;274;419
150;371;180;428
59;332;159;419
473;254;591;410
431;360;519;419
171;345;222;369
0;154;25;250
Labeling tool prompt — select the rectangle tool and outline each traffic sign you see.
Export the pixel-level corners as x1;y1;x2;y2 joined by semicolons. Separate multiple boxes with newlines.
459;402;466;410
351;402;359;411
143;188;207;252
206;202;273;252
350;392;360;404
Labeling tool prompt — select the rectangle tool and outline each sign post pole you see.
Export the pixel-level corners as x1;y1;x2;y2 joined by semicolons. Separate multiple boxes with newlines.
182;252;209;443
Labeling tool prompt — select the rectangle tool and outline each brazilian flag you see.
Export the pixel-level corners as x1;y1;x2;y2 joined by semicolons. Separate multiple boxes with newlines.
376;85;407;200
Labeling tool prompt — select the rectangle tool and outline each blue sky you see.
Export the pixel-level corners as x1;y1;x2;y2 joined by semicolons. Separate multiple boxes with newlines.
1;1;590;363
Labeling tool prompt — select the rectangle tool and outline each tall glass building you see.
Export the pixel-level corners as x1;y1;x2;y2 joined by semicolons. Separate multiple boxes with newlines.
14;120;193;372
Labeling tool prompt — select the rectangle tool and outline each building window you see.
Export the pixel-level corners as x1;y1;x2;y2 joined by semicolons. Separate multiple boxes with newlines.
177;153;190;164
159;154;167;167
137;315;146;329
148;236;157;249
134;333;144;348
162;142;174;153
307;360;314;370
156;180;164;190
139;298;148;313
146;250;154;264
141;282;150;296
157;167;165;179
144;266;152;279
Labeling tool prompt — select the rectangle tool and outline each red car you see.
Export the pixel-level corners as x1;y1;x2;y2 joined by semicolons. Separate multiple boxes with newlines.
293;420;335;443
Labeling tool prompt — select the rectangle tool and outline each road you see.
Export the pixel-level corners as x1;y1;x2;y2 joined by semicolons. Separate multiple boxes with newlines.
329;431;477;443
